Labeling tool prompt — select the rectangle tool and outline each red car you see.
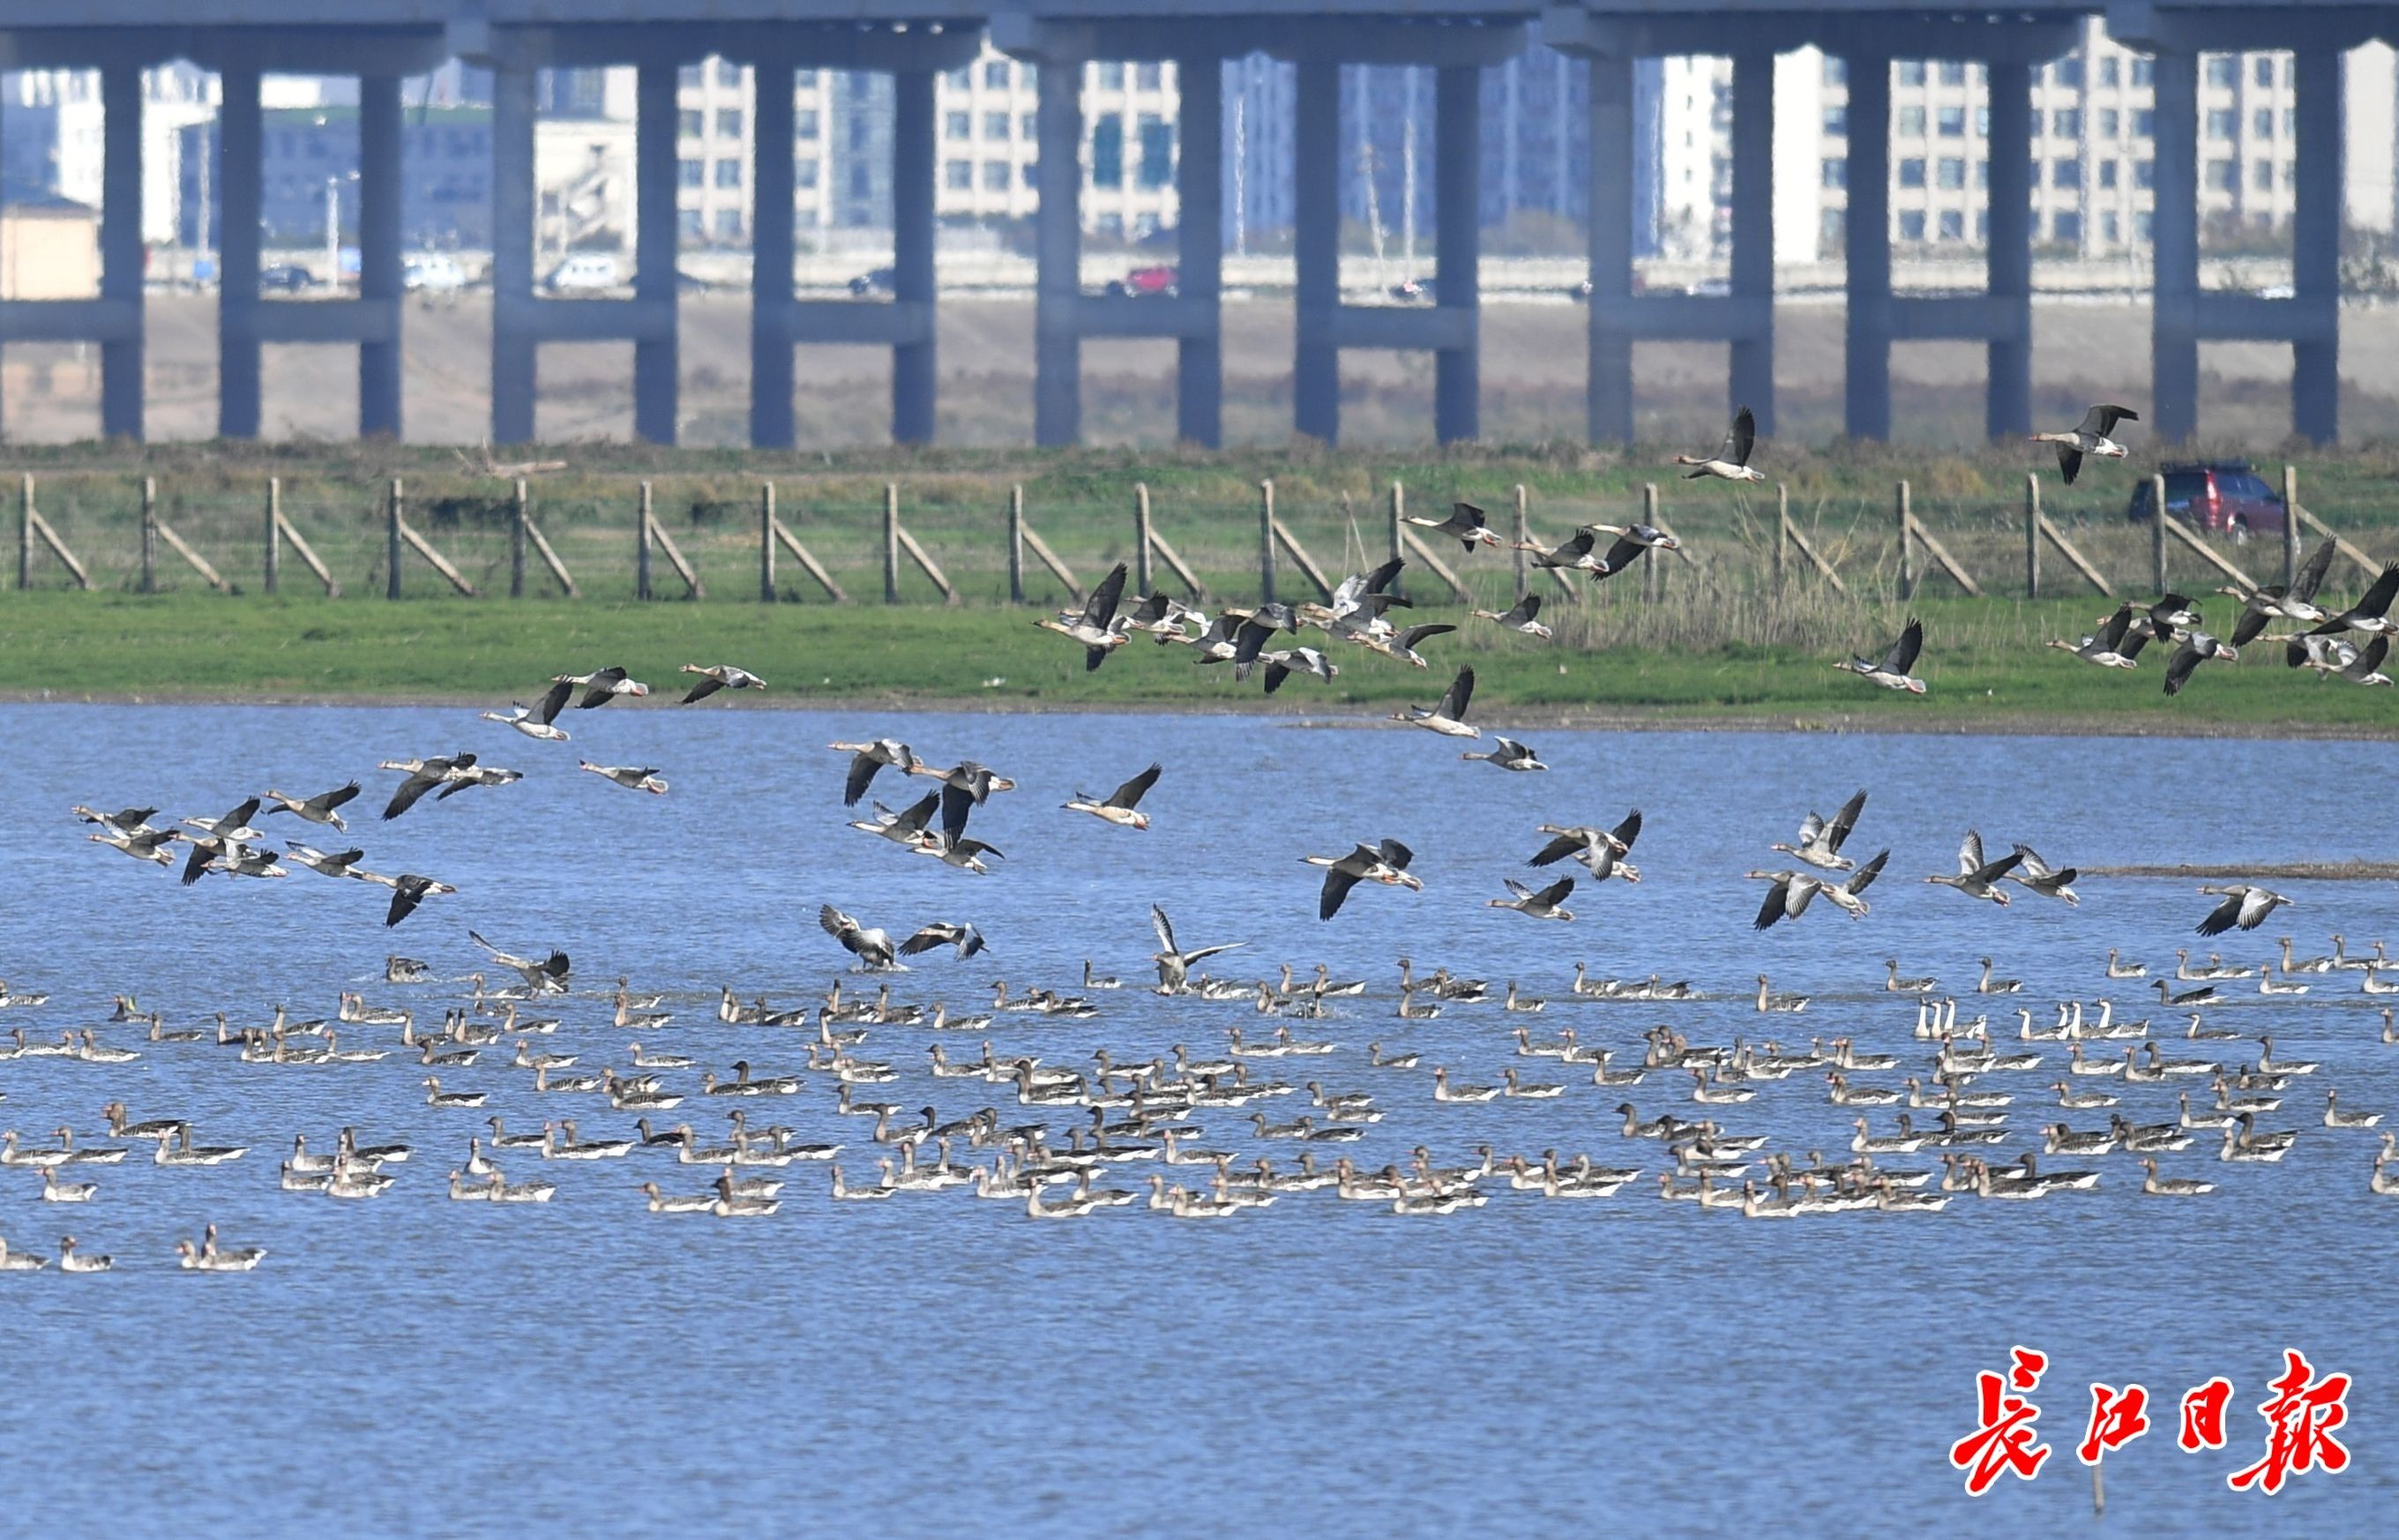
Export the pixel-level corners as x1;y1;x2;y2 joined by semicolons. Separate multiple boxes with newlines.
2126;461;2288;539
1106;265;1177;298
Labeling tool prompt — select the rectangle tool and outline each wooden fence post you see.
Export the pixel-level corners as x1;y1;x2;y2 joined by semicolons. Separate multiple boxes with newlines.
139;476;157;594
1259;480;1276;603
1007;484;1025;604
1895;480;1915;600
2149;472;2168;594
1640;482;1661;604
2282;464;2300;588
1133;483;1155;595
385;479;403;600
636;482;654;601
758;483;775;602
1387;480;1405;601
1773;483;1788;593
16;475;29;590
2024;474;2040;600
883;483;901;603
1512;483;1528;601
264;478;281;594
512;480;529;598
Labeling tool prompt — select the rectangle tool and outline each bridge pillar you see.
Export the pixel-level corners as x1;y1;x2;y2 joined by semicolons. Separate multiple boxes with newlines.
491;64;537;445
751;55;796;449
632;62;680;444
100;64;145;440
1434;64;1481;443
1842;52;1890;440
218;67;263;439
1293;61;1341;443
893;68;938;444
1177;54;1224;447
1586;52;1634;445
1730;51;1775;433
2150;46;2198;444
1034;57;1085;445
2292;46;2342;444
1984;60;2032;441
359;74;404;437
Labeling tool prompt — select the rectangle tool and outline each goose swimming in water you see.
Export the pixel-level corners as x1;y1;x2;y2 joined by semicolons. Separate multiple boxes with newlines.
56;1236;109;1272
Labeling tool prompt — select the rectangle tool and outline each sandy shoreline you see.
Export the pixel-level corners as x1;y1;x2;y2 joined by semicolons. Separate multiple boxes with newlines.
3;685;2394;742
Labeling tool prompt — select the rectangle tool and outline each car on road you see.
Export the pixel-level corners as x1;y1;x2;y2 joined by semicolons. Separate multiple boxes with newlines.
1106;264;1178;298
259;264;317;293
848;265;896;296
403;253;468;293
2126;461;2288;539
542;254;620;293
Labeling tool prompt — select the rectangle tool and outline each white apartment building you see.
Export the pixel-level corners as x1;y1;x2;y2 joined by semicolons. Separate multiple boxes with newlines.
1808;26;2396;261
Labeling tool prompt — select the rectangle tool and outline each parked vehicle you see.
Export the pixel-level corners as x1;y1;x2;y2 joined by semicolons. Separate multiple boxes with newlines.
402;253;468;293
258;264;317;293
1389;276;1432;303
1107;264;1178;298
2126;461;2287;539
848;265;896;296
542;254;620;293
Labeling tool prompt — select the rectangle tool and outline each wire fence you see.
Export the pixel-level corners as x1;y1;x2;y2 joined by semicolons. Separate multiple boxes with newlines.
12;466;2392;623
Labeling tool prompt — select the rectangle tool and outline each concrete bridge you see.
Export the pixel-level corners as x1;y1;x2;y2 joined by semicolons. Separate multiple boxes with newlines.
0;1;2386;447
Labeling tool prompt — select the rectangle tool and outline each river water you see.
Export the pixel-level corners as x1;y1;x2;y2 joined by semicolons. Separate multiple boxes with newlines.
0;702;2390;1536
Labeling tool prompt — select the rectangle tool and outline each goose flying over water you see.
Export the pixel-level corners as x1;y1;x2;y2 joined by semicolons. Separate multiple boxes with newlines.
284;843;369;879
1528;810;1644;882
831;738;918;806
1835;617;1926;693
821;906;901;970
379;756;473;820
2226;539;2339;645
1924;831;2022;905
2163;631;2238;697
1260;647;1339;695
183;797;263;842
1304;840;1423;920
73;805;158;834
1065;764;1162;829
1150;905;1245;993
261;783;361;833
1401;501;1503;553
89;826;176;866
850;790;941;849
551;667;651;710
2049;602;2149;669
1461;737;1546;772
385;875;456;928
2306;560;2399;639
2196;884;2292;937
900;923;990;960
1490;876;1576;922
1035;560;1132;670
2006;845;2081;906
1771;789;1868;871
2029;403;2137;484
1470;594;1552;639
1391;666;1477;738
482;698;571;741
1674;406;1766;482
579;761;669;795
679;663;765;702
1368;623;1455;670
469;931;571;991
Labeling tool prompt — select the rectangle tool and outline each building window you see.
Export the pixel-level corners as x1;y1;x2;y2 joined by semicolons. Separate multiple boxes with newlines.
1138;114;1173;187
983;161;1010;191
1976;160;1989;189
2135;158;2156;189
1823;57;1847;86
1136;63;1162;91
1939;61;1966;86
2208;158;2236;190
1977;210;1989;240
2135;210;2155;240
2052;109;2081;138
1020;161;1036;187
984;61;1012;89
1898;157;1926;189
1022;112;1038;139
2055;57;2084;88
1898;106;1925;136
2207;109;2236;140
1937;157;1965;190
2132;58;2155;87
678;64;702;89
796;109;819;140
1823;107;1847;137
1976;107;1990;137
1938;107;1964;137
716;60;741;88
796;160;818;191
1899;210;1927;241
796;70;818;89
984;111;1011;139
2053;211;2082;243
714;208;741;239
2102;211;2119;243
1096;62;1125;91
1939;209;1963;240
2052;159;2081;189
2100;57;2120;87
1091;116;1124;187
2283;108;2295;135
1820;208;1844;245
678;109;704;139
2099;159;2119;189
2254;159;2274;190
677;207;703;235
2134;109;2156;138
945;111;970;139
2206;56;2237;87
945;67;971;89
677;158;703;189
2253;108;2274;138
715;109;742;139
714;159;742;189
1897;61;1926;86
2255;56;2276;87
2099;108;2119;138
1820;158;1847;189
945;159;972;190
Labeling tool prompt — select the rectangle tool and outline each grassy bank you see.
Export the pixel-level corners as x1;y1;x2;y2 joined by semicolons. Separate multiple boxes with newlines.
3;590;2392;735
